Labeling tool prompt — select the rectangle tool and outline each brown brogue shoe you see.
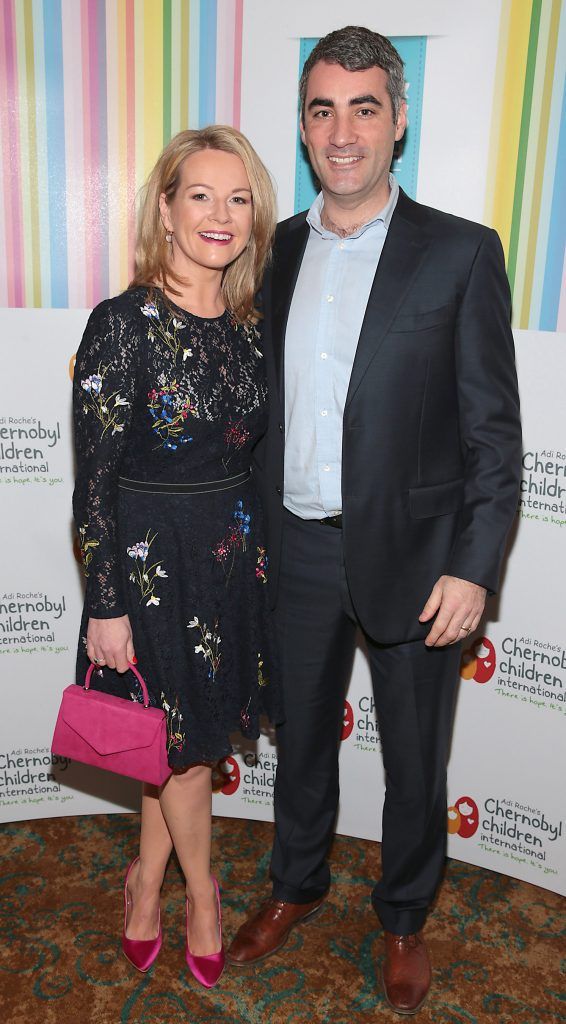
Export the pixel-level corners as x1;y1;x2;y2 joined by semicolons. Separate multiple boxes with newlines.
382;931;431;1015
226;896;325;966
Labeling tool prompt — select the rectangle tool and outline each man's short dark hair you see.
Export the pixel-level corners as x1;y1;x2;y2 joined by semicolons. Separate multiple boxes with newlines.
299;25;406;123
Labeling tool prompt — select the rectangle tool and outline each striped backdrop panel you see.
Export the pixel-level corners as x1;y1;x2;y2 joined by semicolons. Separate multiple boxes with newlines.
0;0;244;309
486;0;566;332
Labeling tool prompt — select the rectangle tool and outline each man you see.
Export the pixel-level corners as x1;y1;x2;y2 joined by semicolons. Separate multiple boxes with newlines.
227;26;522;1015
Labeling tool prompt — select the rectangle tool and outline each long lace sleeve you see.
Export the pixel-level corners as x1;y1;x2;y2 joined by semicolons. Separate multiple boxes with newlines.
72;299;141;617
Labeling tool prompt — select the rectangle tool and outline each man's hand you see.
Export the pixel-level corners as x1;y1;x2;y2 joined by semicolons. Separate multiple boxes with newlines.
419;575;487;647
87;615;135;672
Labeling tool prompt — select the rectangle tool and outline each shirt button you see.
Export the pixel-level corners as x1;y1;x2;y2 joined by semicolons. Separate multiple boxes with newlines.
327;295;334;303
320;352;328;360
278;422;283;432
276;485;282;495
338;242;345;250
320;409;328;417
323;465;330;472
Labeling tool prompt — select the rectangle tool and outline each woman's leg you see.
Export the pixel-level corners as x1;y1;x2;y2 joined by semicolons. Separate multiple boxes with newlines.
125;783;173;940
158;764;220;955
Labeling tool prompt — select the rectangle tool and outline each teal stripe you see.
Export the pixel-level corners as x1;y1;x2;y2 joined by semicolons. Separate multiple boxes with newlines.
540;79;566;330
198;0;216;126
42;0;67;305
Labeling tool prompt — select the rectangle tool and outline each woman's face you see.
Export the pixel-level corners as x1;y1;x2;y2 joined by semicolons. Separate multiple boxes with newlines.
159;149;253;277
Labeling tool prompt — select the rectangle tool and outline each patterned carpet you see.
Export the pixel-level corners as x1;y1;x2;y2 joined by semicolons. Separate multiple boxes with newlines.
0;814;564;1023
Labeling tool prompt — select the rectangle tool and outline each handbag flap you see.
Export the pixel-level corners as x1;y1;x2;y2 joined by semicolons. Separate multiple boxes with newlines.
60;685;165;756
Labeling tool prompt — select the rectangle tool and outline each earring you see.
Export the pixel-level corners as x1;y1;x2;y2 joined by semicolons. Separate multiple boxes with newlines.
165;232;173;243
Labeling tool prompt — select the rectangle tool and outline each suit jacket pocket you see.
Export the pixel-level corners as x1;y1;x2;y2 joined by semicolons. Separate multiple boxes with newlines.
409;477;464;519
390;303;454;334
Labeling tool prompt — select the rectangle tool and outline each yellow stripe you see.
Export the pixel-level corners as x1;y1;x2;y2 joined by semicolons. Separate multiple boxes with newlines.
485;0;511;230
512;0;551;323
521;0;561;325
490;0;533;257
134;3;145;198
143;0;163;180
23;0;41;306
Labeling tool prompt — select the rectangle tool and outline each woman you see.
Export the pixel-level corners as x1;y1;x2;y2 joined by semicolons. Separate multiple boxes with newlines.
72;126;280;987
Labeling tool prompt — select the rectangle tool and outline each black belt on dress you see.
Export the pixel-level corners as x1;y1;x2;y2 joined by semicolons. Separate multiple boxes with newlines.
319;513;342;528
118;469;251;495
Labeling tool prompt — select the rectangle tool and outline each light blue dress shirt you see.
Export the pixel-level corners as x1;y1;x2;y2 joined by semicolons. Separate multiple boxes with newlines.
284;175;400;519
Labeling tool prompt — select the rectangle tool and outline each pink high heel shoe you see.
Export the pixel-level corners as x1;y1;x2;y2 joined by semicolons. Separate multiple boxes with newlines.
185;876;225;988
122;857;162;972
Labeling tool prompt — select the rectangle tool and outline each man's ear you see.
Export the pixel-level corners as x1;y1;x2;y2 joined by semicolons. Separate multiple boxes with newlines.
299;118;307;147
395;100;408;143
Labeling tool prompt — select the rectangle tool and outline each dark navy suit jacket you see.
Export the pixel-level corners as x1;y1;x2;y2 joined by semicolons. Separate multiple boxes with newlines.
254;189;522;644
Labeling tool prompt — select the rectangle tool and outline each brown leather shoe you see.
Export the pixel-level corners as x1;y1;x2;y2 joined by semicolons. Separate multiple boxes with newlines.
226;896;325;965
382;931;431;1015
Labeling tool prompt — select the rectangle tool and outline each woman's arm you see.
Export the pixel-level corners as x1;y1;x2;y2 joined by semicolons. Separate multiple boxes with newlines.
73;299;141;670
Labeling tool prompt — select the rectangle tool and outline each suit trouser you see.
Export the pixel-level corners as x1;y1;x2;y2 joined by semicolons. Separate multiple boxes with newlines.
270;510;461;935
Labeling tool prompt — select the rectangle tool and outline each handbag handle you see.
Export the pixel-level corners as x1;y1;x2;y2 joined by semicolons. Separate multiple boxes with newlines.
84;661;151;708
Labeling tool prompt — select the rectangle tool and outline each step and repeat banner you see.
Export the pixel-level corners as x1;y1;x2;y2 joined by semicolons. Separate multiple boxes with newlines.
0;0;564;896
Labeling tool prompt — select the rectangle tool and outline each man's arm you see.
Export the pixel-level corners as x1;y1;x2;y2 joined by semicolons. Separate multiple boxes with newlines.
420;228;522;647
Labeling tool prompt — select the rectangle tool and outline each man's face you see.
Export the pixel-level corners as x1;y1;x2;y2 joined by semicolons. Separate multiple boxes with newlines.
300;61;406;209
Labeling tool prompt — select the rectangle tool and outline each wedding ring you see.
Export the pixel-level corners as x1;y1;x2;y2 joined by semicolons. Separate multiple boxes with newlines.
93;657;102;664
460;625;472;634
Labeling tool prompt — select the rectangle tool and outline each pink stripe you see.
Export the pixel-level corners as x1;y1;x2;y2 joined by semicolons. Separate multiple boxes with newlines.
87;0;102;303
81;0;92;307
232;0;243;129
1;0;24;306
126;0;136;280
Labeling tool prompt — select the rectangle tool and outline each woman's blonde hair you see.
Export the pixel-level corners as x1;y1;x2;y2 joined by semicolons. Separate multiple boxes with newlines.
130;126;277;322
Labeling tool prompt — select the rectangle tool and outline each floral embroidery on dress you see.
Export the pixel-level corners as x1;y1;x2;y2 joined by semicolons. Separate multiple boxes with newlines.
212;500;252;583
161;692;185;753
188;616;222;681
147;380;195;451
240;653;269;731
257;652;269;689
80;363;130;436
77;524;100;577
222;418;251;471
141;301;193;362
255;547;268;584
127;530;168;606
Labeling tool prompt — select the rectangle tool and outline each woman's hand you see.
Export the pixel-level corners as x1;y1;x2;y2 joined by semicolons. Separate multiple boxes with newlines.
87;615;135;673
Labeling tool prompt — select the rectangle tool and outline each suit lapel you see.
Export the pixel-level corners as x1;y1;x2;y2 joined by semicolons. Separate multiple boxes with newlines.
345;196;431;408
271;217;309;397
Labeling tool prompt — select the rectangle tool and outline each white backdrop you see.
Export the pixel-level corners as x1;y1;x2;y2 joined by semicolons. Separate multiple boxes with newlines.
0;0;564;897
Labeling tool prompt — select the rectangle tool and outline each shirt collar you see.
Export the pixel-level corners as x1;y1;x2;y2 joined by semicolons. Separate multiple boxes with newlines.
307;174;399;240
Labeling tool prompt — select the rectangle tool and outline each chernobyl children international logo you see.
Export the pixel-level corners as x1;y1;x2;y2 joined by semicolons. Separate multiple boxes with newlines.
447;796;479;838
518;448;566;527
449;791;564;882
0;747;71;811
0;417;65;487
213;750;277;808
460;633;564;717
460;637;496;683
212;756;241;796
341;700;354;740
0;591;69;656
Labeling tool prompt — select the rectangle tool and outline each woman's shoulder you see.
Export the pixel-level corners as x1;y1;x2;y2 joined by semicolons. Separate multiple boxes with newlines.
89;286;153;321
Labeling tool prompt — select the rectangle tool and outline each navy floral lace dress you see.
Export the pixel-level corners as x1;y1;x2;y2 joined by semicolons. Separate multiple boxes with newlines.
73;286;282;768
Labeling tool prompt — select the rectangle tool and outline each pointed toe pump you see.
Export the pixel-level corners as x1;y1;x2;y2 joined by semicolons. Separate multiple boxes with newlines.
185;876;225;988
122;857;162;972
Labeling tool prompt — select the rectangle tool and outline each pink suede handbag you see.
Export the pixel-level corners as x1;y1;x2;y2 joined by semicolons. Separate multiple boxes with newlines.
52;662;172;786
